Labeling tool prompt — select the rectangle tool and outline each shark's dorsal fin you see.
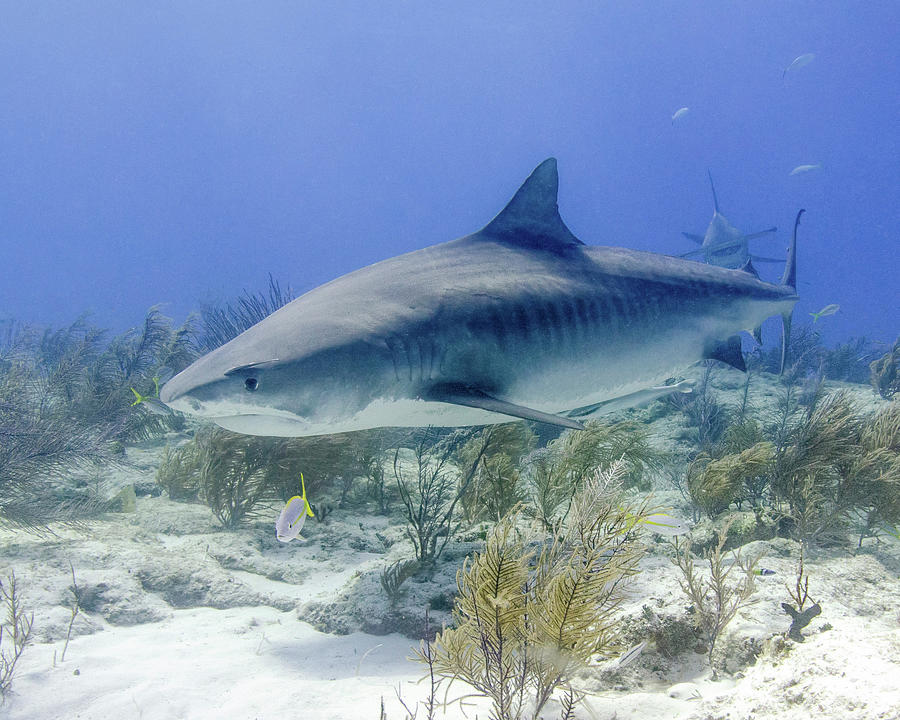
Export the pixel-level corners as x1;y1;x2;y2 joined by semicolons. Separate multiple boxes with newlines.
739;256;760;279
480;158;583;253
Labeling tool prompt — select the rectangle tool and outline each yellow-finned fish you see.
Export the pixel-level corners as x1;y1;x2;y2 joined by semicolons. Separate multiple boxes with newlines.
629;511;690;537
810;303;839;322
275;473;315;543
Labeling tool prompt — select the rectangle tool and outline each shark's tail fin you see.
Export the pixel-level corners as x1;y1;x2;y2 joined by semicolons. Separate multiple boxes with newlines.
707;169;720;213
779;209;803;374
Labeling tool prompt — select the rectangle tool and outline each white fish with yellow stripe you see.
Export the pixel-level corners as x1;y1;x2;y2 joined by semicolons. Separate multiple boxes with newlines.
275;473;315;542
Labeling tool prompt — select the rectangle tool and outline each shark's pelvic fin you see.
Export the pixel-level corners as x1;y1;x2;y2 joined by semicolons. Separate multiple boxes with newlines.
779;209;802;374
481;158;584;254
426;382;585;430
704;335;746;372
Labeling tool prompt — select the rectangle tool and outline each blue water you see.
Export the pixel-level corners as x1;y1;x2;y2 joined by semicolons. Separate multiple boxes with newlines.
2;2;897;345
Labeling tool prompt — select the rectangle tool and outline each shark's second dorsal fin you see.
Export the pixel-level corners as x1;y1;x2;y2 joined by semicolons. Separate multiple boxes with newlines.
480;158;584;253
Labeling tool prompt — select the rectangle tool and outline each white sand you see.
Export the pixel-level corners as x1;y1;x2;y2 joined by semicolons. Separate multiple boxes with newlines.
3;373;898;720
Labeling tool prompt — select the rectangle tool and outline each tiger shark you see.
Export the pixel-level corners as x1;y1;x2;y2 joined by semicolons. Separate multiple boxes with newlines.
160;159;798;437
680;171;781;274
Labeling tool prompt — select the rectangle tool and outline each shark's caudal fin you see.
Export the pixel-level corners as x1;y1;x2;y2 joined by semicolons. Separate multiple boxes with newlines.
779;209;803;374
481;158;584;253
707;169;720;213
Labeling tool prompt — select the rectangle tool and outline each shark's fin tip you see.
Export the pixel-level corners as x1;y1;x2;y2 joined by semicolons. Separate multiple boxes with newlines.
480;158;584;253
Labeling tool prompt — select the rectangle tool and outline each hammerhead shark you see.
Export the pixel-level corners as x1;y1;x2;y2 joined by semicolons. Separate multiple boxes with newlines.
161;159;798;437
680;171;781;276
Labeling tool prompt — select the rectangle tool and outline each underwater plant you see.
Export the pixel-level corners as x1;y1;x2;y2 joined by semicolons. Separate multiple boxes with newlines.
851;402;900;545
83;307;194;441
869;336;900;399
394;428;493;564
672;519;760;677
686;443;774;518
669;364;727;451
522;419;663;533
195;273;293;353
781;547;821;642
419;463;648;720
156;441;204;501
0;572;34;701
457;423;535;524
380;559;420;606
0;321;119;530
771;391;865;545
197;428;275;529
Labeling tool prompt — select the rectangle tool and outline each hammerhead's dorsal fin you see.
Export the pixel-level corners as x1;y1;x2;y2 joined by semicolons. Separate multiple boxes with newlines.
707;169;720;213
481;158;584;253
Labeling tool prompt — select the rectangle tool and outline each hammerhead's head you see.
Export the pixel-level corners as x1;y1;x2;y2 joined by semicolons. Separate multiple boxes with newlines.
680;171;781;275
161;159;798;437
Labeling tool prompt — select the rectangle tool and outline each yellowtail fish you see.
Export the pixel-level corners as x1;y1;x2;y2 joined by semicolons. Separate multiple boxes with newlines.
639;512;690;536
275;473;315;542
130;376;173;415
671;106;690;124
810;303;839;322
624;511;690;536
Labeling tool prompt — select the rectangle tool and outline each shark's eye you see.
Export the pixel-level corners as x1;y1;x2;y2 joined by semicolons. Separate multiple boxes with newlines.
244;377;259;392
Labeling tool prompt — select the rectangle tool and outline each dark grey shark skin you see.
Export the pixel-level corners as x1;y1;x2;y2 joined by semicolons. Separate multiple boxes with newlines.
160;159;798;437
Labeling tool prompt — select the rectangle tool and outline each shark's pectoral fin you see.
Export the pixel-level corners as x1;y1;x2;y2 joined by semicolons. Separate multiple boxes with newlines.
703;335;746;372
740;227;778;242
425;383;585;430
682;232;705;244
678;248;706;258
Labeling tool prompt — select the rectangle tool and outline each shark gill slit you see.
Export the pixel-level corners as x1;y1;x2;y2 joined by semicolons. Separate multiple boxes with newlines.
560;299;576;346
385;336;401;381
575;296;590;342
546;302;562;347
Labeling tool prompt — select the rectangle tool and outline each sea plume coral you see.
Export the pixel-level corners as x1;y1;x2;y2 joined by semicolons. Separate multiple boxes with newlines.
420;462;648;720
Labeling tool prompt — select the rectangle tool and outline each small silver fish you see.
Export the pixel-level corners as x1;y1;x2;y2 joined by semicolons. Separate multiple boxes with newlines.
613;641;646;668
783;53;815;80
275;473;315;542
810;303;839;322
671;107;690;124
790;163;822;176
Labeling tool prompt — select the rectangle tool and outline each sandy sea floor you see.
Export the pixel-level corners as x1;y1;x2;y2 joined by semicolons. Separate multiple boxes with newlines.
2;371;899;720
